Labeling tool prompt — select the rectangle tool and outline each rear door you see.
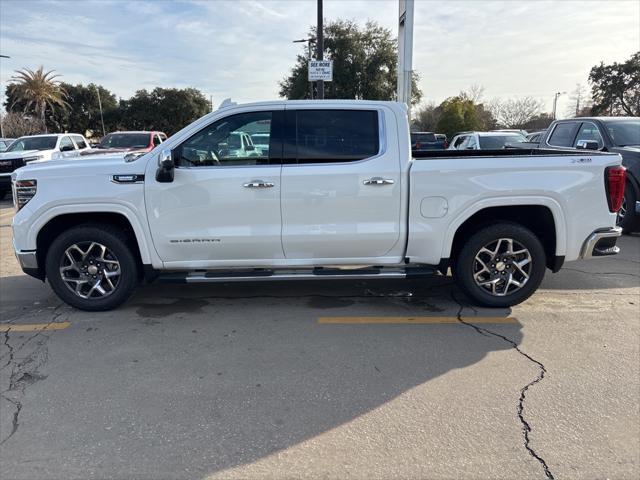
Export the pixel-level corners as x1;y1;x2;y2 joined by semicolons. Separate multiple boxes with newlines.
280;107;403;261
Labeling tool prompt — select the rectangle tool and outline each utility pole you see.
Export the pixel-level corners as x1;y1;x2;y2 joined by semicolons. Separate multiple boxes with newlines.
95;85;106;137
0;54;9;138
316;0;324;100
397;0;414;120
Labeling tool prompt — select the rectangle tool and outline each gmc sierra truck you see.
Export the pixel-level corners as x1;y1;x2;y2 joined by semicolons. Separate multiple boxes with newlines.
11;100;625;311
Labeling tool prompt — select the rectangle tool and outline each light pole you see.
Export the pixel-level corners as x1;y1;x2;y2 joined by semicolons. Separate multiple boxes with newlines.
94;85;106;137
0;54;10;138
293;38;316;99
552;91;566;120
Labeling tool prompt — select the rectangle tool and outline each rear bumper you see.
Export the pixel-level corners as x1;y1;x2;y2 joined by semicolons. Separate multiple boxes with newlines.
580;227;622;259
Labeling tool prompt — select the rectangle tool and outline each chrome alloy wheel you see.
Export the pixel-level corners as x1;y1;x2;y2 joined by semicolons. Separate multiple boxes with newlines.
59;242;121;299
473;238;532;297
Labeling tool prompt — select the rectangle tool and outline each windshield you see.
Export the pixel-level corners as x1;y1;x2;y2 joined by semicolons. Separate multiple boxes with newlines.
479;134;527;149
411;133;437;143
97;133;150;149
606;120;640;147
7;136;58;152
251;134;269;145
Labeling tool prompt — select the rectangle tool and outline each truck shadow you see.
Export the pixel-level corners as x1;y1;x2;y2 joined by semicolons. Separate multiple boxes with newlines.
1;274;525;478
114;277;522;477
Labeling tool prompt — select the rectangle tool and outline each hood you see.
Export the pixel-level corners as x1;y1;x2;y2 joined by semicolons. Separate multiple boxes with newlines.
610;145;640;154
82;146;150;156
0;149;53;160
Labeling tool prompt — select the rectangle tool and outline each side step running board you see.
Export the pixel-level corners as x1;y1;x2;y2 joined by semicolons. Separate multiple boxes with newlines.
157;266;437;284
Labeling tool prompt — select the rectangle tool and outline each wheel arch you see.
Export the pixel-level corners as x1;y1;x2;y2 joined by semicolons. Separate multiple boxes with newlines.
33;208;151;280
445;201;564;272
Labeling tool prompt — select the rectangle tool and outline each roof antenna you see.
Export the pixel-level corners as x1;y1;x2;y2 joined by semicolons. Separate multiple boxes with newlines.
218;98;237;110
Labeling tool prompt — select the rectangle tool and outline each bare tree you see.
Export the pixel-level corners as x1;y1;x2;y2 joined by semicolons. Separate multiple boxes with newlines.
0;112;46;138
565;83;592;117
411;101;441;131
463;84;485;103
490;97;545;129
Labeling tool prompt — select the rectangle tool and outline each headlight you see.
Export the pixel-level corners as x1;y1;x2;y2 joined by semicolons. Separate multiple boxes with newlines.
23;155;44;163
13;179;37;210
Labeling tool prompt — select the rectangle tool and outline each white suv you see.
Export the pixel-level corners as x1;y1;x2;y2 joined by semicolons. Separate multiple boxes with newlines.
448;131;527;150
0;134;92;199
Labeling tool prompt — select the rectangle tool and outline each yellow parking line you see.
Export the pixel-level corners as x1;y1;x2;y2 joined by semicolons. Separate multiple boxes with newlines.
0;322;71;332
318;316;517;324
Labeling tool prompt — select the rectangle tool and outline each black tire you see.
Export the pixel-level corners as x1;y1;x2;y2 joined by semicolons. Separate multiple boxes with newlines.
45;224;139;311
617;183;638;234
454;222;547;308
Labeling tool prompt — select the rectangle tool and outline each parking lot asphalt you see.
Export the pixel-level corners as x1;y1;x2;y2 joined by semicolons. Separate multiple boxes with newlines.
0;199;638;480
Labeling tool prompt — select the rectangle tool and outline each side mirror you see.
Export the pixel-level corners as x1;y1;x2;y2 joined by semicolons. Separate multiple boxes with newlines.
576;139;599;150
156;149;175;183
60;145;74;152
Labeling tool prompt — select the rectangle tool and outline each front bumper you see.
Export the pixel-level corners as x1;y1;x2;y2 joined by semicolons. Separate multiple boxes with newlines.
580;227;622;259
15;249;44;280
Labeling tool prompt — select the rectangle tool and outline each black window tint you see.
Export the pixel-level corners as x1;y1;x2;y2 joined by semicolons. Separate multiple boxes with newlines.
73;136;87;149
175;111;277;167
548;123;578;147
295;110;379;164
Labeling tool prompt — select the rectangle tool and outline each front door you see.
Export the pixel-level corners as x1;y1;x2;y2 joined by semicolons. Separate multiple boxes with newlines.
145;108;284;267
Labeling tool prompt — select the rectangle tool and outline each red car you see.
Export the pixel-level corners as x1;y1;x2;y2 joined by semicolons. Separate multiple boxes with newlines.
87;131;168;155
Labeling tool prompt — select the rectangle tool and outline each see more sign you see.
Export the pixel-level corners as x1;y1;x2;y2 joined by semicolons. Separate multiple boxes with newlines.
308;60;333;82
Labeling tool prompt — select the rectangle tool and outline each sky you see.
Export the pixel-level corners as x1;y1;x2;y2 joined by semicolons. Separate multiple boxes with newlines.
0;0;638;118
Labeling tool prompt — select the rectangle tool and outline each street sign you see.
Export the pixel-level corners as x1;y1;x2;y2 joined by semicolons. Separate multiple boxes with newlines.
308;60;333;82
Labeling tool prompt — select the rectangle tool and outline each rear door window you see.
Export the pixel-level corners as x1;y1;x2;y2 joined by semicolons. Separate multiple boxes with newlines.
72;136;87;149
60;136;75;151
293;110;379;164
152;134;162;146
548;122;579;147
574;123;603;148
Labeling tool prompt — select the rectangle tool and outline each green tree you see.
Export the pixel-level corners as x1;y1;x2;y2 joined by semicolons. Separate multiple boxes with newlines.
50;83;118;135
121;87;210;135
435;96;484;138
589;51;640;116
8;66;69;132
280;20;422;105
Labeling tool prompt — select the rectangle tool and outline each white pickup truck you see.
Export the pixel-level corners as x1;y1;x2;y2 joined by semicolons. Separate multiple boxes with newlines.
11;100;626;311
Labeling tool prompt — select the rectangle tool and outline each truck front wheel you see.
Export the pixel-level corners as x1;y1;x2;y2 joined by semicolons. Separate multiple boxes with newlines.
45;225;139;311
454;223;546;308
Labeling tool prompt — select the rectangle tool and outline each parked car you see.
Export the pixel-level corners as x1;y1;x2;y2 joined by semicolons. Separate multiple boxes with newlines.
250;133;270;155
411;131;447;151
0;133;91;199
435;134;448;148
448;131;527;150
11;100;624;311
492;129;528;136
539;117;640;232
0;138;15;152
89;131;167;156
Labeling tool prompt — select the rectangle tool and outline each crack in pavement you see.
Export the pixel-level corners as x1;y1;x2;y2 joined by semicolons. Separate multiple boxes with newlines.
0;305;66;446
561;267;640;278
451;292;555;480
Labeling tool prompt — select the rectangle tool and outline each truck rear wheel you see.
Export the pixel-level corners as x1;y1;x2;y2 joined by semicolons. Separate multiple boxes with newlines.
454;223;546;308
45;225;139;311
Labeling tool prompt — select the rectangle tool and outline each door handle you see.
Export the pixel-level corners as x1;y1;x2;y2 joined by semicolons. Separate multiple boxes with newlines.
243;180;275;188
363;177;395;186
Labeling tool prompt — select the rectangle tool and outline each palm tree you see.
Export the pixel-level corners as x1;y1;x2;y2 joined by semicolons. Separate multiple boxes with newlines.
10;66;69;132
